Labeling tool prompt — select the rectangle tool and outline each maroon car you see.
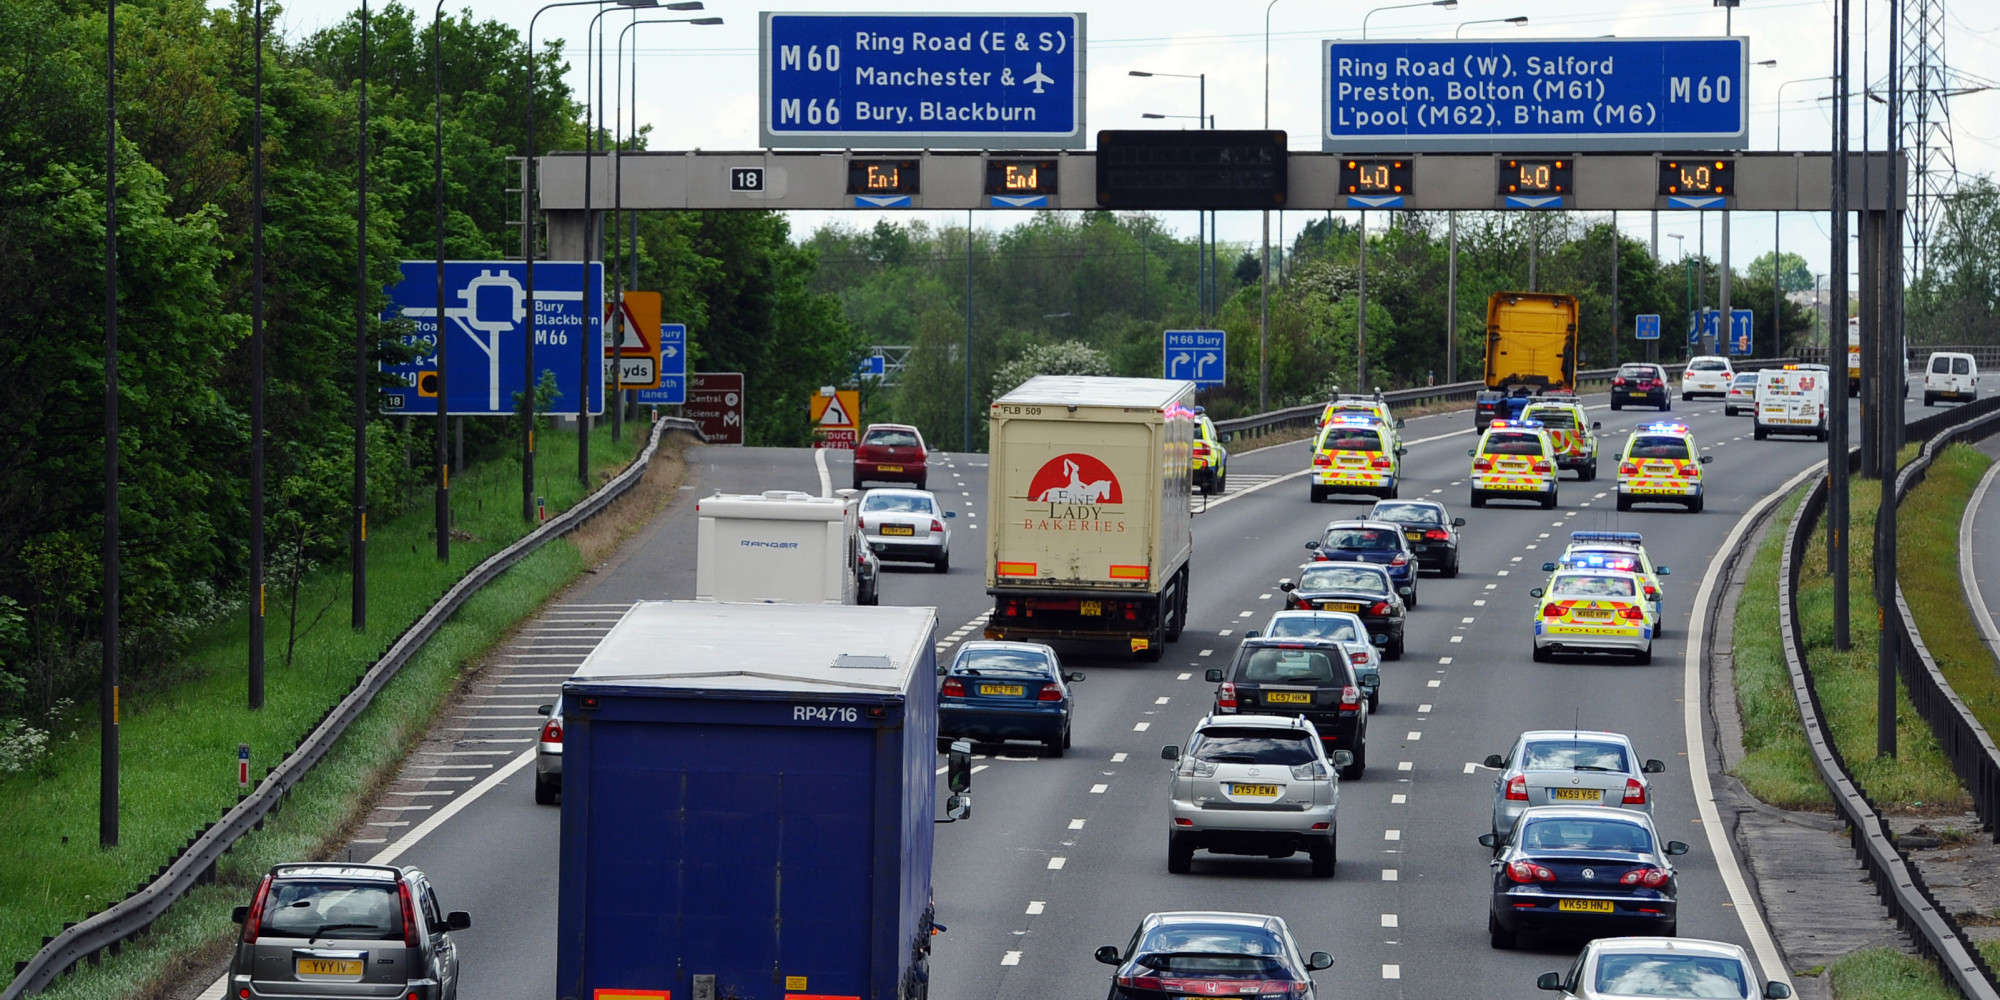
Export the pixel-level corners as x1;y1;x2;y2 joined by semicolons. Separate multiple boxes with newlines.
854;423;929;489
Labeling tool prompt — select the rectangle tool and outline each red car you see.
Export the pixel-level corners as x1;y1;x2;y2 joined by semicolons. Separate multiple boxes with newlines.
854;423;929;489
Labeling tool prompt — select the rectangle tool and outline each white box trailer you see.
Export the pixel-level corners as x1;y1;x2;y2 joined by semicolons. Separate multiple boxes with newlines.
695;490;859;604
984;376;1197;661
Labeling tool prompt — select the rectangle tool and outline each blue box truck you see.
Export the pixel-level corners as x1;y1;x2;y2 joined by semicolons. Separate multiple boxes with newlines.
555;600;943;1000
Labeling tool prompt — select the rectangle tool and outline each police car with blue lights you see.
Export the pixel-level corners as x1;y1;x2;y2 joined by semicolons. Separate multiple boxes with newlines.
1542;531;1670;633
1530;566;1657;664
1310;414;1406;502
1469;419;1560;509
1615;423;1711;513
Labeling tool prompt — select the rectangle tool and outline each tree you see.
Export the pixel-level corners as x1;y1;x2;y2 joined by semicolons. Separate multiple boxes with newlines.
990;342;1114;399
1746;251;1813;294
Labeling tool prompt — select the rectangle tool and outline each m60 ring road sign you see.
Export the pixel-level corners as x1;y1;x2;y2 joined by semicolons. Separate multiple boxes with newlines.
760;12;1085;149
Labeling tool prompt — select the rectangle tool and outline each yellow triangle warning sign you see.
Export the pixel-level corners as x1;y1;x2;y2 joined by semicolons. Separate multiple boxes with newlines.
809;389;858;430
817;393;851;426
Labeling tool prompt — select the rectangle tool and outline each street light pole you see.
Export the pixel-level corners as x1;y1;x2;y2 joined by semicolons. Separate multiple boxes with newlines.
1455;15;1527;37
432;0;450;562
250;0;267;704
353;0;369;629
101;0;120;849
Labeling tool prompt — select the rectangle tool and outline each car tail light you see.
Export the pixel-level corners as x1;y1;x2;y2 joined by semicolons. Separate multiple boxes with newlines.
1543;604;1565;618
1424;529;1450;541
1643;585;1659;601
240;873;273;944
1291;761;1331;781
1339;685;1361;708
540;718;563;744
1123;603;1138;621
1679;465;1699;477
398;880;420;948
1369;601;1391;616
1532;459;1552;474
857;516;866;530
1620;866;1670;888
1313;453;1332;467
1622;778;1647;805
1350;651;1369;666
1371;455;1394;469
1472;456;1494;471
941;677;965;698
1178;755;1219;778
1619;607;1645;621
1000;599;1022;618
1217;682;1238;710
1037;683;1063;702
931;519;945;532
1117;975;1165;991
1505;774;1529;801
1389;554;1408;567
1194;444;1210;458
1613;377;1627;387
1294;597;1314;610
1507;861;1556;883
1620;462;1639;476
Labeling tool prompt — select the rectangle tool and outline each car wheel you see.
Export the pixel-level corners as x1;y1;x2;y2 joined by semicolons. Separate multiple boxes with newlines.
1489;913;1518;950
1308;834;1338;878
1635;643;1653;666
1661;920;1679;938
1167;833;1194;874
1689;494;1704;514
1541;489;1558;511
1387;635;1405;661
1062;723;1072;750
1925;392;1937;407
1660;398;1672;411
1442;556;1460;579
1753;424;1768;441
1385;481;1400;500
1611;399;1623;410
916;477;927;491
1136;638;1166;662
852;478;865;491
1368;689;1380;712
1532;642;1552;663
1404;584;1417;609
1215;473;1227;494
934;551;950;574
1341;742;1367;780
1616;494;1633;512
1469;491;1485;509
534;774;558;806
1681;391;1692;401
1309;485;1328;503
1044;734;1065;758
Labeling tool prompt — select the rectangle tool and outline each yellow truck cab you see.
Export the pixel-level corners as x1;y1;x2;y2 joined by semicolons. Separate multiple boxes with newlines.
1518;396;1600;481
1615;422;1711;513
1468;419;1560;510
1310;415;1405;502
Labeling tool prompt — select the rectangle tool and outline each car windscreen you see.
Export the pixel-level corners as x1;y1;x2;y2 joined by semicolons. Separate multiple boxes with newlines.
1323;527;1399;551
1522;408;1576;429
259;881;405;941
1521;740;1631;772
1593;954;1749;999
1688;358;1730;372
1236;647;1338;683
1618;366;1659;379
861;494;932;513
1320;428;1382;452
863;429;919;448
952;649;1052;679
1191;729;1318;766
1551;574;1637;597
1732;373;1758;387
1298;566;1389;594
1265;616;1363;642
1136;927;1290;975
1482;432;1546;456
1519;817;1655;853
1368;503;1441;524
1628;436;1691;460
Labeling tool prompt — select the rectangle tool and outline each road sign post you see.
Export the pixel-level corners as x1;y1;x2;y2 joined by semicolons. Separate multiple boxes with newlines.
1163;330;1226;386
379;261;604;416
1635;314;1661;340
760;13;1086;149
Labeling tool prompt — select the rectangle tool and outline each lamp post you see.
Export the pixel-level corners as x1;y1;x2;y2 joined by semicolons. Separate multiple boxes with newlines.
1362;0;1457;37
1455;15;1527;36
1668;233;1689;348
251;0;267;702
432;0;450;561
352;0;369;629
101;0;120;848
1130;70;1209;316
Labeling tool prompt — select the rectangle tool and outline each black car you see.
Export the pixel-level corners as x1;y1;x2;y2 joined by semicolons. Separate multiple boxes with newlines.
1367;499;1465;577
1205;637;1371;777
857;540;881;605
1095;911;1333;1000
1305;519;1420;607
1610;364;1672;411
1478;806;1688;950
1279;563;1406;659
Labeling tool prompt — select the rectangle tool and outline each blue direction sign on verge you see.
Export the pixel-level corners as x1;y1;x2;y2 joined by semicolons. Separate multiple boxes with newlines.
635;324;688;406
1635;314;1660;341
760;12;1086;149
1322;37;1746;151
379;261;604;417
1164;330;1226;387
1727;308;1754;356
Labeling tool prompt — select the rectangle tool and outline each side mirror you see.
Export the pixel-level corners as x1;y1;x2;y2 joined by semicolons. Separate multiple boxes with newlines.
231;905;249;924
1220;432;1235;443
1396;446;1408;456
1530;588;1545;599
947;740;973;793
1658;566;1671;576
537;704;553;717
1372;635;1387;647
1699;455;1713;464
1452;517;1466;527
1397;586;1413;597
1396;418;1407;429
1279;579;1295;592
945;792;972;821
945;510;958;518
1304;540;1321;551
1307;952;1335;971
937;663;948;676
1244;630;1261;638
1483;754;1506;768
1467;448;1477;457
1764;983;1793;999
1094;946;1123;966
1331;750;1354;768
1541;562;1557;572
1642;758;1666;773
1205;668;1224;683
1066;671;1086;682
1537;972;1565;991
1478;832;1501;849
1161;745;1181;760
1591;421;1602;430
1359;675;1379;688
1665;840;1691;856
446;911;472;931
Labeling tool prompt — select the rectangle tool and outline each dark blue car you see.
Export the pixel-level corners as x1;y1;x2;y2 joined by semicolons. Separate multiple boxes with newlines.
1306;519;1420;608
938;641;1083;757
1480;806;1687;950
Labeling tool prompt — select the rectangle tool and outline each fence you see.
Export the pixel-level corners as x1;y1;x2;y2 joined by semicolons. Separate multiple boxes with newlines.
1;417;700;999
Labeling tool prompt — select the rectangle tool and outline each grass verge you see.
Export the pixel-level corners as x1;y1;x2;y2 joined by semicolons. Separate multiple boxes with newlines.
1829;948;1958;1000
1730;486;1835;809
0;424;649;978
1897;444;2000;741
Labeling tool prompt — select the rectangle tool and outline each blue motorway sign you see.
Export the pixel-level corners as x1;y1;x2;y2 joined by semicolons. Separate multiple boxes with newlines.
379;261;604;417
1322;38;1747;152
1726;308;1754;356
856;354;887;379
760;12;1086;149
1635;314;1661;341
1164;330;1226;387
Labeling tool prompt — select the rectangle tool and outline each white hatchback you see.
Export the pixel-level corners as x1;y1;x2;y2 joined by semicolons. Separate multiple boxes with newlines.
859;488;955;572
1679;355;1733;399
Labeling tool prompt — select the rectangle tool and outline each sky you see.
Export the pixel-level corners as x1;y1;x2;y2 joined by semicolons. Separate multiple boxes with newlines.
250;0;2000;294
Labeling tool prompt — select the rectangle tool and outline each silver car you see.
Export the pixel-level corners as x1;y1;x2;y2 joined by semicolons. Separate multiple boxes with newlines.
533;701;562;805
1537;936;1791;1000
1246;609;1384;709
229;863;469;1000
859;488;954;572
1161;714;1351;878
1484;729;1665;835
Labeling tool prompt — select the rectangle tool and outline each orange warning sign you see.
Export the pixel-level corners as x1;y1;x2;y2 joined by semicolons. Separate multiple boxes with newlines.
809;389;859;431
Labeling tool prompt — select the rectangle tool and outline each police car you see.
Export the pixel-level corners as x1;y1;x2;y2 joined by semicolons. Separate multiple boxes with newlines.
1615;422;1712;513
1542;531;1670;631
1318;393;1403;433
1519;397;1601;480
1310;414;1405;501
1531;568;1656;664
1468;419;1560;509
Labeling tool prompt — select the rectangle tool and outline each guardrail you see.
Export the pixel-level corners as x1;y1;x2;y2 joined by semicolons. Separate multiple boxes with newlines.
2;416;700;999
1778;403;2000;1000
1213;358;1802;441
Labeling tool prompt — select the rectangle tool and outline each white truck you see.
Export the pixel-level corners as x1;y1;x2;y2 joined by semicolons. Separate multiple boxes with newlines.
694;490;869;605
984;376;1197;662
1753;364;1831;441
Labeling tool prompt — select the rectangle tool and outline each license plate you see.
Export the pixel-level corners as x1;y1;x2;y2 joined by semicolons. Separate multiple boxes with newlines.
1405;531;1424;541
1320;602;1361;613
1549;787;1602;801
878;465;904;472
1558;899;1616;913
296;959;362;977
978;684;1024;697
1265;691;1312;704
1080;600;1102;616
1230;783;1280;797
1645;464;1673;475
1572;609;1613;621
1499;461;1527;472
1627;390;1649;397
880;525;915;536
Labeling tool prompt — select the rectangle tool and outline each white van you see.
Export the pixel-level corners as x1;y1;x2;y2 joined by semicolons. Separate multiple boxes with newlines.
1923;352;1980;406
1753;364;1831;442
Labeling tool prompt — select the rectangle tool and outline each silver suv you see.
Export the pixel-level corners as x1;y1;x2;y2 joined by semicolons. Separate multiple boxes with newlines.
229;863;469;1000
1160;714;1351;879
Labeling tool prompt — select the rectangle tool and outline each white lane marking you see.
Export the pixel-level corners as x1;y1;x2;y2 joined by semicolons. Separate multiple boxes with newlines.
1484;583;1498;590
1027;901;1046;915
1112;752;1129;763
1155;697;1171;705
1406;731;1422;740
1473;599;1486;607
972;765;989;774
1048;857;1067;870
1496;570;1509;577
814;446;832;497
1381;914;1400;927
1525;543;1538;550
1219;629;1233;636
1091;783;1110;794
1069;818;1086;829
1383;965;1402;980
366;820;412;827
1382;869;1399;881
1594;493;1608;499
1259;592;1272;600
1539;532;1551;538
1177;672;1192;680
1200;649;1215;656
1002;951;1022;966
1390;794;1407;805
1449;635;1464;643
1385;829;1401;840
1428;679;1441;688
1510;556;1523;563
1439;656;1453;664
1551;521;1565;527
370;750;534;863
1960;461;2000;668
935;765;948;775
1237;611;1254;618
1460;617;1476;623
1682;460;1825;992
1133;722;1151;732
1417;704;1433;713
1398;761;1413;771
1464;762;1478;774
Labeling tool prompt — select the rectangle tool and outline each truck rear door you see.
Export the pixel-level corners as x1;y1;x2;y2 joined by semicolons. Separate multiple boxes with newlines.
993;419;1157;586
